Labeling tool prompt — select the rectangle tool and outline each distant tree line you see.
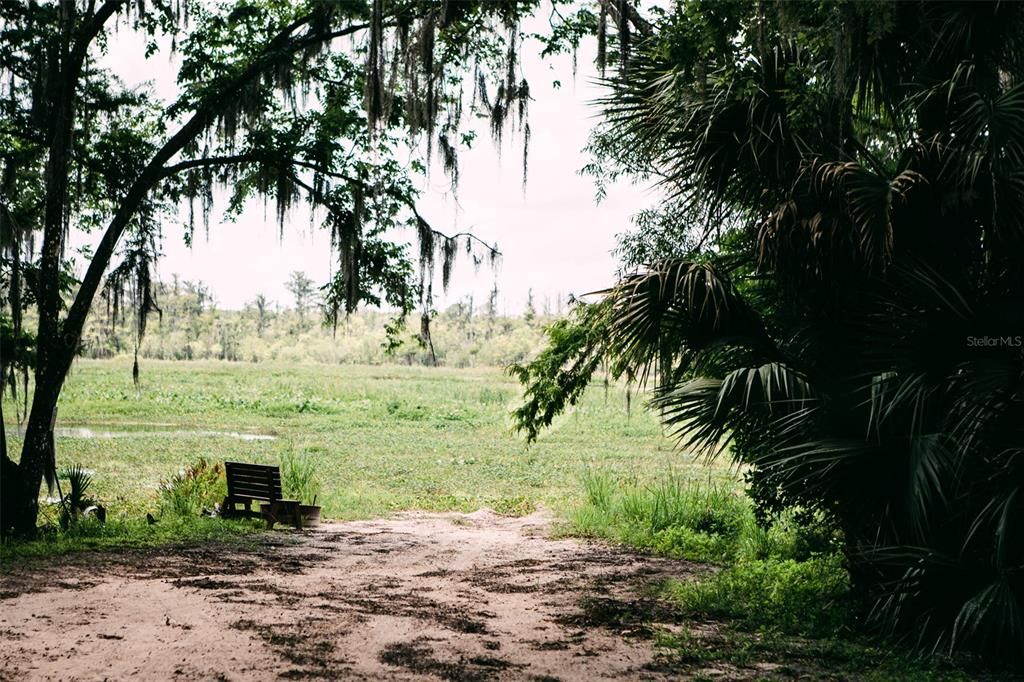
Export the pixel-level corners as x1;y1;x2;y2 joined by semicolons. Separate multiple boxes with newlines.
78;272;560;368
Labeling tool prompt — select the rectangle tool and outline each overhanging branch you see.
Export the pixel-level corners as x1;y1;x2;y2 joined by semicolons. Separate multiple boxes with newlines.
600;0;654;38
161;153;500;257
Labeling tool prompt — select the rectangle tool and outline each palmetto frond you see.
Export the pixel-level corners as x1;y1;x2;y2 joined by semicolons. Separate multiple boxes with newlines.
601;40;827;222
952;578;1024;656
652;361;816;460
803;159;924;269
606;259;777;382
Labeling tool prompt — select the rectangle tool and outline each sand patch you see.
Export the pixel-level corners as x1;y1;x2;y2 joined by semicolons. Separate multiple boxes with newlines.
1;510;702;680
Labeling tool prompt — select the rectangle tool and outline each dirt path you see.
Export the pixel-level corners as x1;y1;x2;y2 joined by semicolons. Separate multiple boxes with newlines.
0;510;706;681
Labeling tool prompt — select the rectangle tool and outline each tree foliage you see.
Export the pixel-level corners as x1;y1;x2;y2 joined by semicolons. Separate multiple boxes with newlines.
513;0;1024;664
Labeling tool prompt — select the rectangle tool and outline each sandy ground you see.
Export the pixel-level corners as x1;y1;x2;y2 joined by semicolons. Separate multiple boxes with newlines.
0;510;708;681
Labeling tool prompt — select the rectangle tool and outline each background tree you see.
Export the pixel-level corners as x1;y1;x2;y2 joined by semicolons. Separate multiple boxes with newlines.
251;293;272;338
285;271;315;328
524;287;535;323
0;0;544;537
514;0;1024;664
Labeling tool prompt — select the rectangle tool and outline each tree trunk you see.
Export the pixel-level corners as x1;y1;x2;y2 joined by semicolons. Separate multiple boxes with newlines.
4;4;76;538
1;448;29;539
7;365;65;538
0;396;16;537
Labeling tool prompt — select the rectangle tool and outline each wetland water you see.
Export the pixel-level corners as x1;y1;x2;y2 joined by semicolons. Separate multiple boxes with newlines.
9;426;276;441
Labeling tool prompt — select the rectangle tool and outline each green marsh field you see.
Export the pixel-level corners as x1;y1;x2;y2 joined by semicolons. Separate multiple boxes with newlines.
6;358;730;522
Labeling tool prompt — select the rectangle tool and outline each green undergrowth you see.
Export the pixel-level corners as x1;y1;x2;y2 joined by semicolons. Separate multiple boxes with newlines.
2;456;259;567
568;470;840;566
566;470;988;678
665;554;853;637
651;628;974;681
1;515;263;567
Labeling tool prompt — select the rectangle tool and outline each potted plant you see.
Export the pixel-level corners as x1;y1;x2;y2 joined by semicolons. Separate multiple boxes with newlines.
280;450;322;528
298;496;321;528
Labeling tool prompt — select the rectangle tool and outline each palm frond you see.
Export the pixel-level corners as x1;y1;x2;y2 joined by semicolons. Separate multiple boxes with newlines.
607;259;777;383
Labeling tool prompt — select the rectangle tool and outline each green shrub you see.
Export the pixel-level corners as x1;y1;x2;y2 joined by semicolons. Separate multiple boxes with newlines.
736;508;844;563
648;525;738;564
158;457;226;518
666;555;853;638
57;464;98;529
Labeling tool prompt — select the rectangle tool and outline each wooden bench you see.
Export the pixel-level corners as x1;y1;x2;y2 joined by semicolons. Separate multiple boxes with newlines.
222;461;301;529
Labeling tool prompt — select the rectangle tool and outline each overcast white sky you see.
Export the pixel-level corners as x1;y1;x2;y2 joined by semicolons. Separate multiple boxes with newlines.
94;10;655;314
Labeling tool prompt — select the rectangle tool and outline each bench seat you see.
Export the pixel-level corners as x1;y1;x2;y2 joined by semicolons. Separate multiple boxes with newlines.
222;461;301;529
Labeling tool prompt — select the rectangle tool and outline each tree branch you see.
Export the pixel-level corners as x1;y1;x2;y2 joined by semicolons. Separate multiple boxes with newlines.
74;1;126;64
162;150;502;259
601;0;654;38
409;205;500;257
159;154;260;177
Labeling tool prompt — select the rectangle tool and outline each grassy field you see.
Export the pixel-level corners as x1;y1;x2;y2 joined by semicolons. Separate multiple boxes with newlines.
4;358;734;523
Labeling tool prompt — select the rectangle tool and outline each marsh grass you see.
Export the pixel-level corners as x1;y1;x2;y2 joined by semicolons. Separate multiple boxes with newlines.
4;359;722;523
572;470;754;564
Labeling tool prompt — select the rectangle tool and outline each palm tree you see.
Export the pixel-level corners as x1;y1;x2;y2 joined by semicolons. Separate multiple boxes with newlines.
516;0;1024;662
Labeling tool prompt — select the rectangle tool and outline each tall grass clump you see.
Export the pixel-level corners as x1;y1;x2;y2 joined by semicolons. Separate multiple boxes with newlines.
280;449;322;504
572;471;753;564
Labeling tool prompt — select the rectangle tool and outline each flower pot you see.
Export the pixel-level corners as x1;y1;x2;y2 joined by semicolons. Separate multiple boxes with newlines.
260;502;320;528
298;504;321;528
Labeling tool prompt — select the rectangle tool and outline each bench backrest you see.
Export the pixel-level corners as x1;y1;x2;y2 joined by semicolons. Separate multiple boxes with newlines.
225;461;283;501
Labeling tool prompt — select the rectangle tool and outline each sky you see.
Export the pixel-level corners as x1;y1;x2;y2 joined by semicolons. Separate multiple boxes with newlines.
95;10;656;314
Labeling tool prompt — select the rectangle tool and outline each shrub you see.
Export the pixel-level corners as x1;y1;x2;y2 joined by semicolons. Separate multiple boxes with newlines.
158;457;226;518
57;464;98;529
666;555;854;638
